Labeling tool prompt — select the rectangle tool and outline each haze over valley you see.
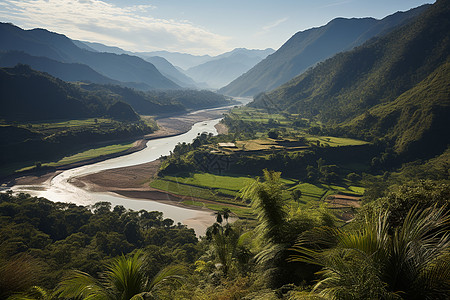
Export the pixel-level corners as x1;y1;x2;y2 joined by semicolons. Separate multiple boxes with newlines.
1;1;449;299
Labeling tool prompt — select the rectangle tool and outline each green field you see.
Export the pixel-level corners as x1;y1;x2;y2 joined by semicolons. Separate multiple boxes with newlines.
150;173;252;200
149;171;364;218
19;118;114;134
227;106;368;147
149;173;257;218
306;136;369;147
16;142;134;172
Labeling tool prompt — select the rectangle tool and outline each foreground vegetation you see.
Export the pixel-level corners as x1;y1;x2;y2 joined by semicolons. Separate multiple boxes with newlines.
1;103;449;299
1;172;449;299
1;1;449;298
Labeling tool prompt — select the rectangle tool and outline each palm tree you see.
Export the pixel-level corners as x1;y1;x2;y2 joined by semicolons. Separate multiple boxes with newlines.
221;208;231;224
240;169;287;244
8;286;57;300
56;250;184;300
290;205;450;299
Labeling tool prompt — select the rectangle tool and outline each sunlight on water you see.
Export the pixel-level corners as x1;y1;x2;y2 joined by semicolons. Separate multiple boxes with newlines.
11;118;222;235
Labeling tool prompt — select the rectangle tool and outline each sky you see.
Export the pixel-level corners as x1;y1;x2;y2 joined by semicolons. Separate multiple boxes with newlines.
0;0;435;56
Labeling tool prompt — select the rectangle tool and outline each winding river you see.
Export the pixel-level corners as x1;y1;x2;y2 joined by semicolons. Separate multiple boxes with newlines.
11;118;222;235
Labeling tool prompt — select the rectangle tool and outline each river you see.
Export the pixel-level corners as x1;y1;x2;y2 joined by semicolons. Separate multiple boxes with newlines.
10;118;222;235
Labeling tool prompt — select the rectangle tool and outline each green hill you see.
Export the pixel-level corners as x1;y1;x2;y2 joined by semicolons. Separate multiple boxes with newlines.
345;60;450;158
219;5;428;97
0;23;180;90
79;84;234;115
0;64;139;122
250;0;450;158
0;50;123;85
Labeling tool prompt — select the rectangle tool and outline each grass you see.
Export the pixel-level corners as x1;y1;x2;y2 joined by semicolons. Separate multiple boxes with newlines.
19;118;114;134
150;171;365;218
163;173;253;192
306;136;369;147
182;200;254;219
16;142;134;172
150;173;257;218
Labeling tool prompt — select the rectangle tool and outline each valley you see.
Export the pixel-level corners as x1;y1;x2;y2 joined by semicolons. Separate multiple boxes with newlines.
0;1;449;299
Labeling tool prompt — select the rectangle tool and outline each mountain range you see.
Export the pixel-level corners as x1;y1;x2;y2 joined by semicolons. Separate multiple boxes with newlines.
219;4;429;97
250;0;449;159
75;43;274;89
0;23;179;90
185;48;275;89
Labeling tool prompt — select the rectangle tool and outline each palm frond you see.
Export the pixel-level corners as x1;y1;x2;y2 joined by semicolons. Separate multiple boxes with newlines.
148;265;186;292
56;270;110;300
104;251;147;300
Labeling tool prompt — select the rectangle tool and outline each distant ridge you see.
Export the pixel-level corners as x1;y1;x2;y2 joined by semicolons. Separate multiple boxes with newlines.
219;4;429;97
250;0;450;158
0;23;180;90
0;50;121;85
185;48;275;89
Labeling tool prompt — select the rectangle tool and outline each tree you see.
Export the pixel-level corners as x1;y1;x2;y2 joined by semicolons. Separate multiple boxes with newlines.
241;169;286;244
290;205;450;299
0;254;43;299
240;170;336;287
56;250;184;299
268;129;279;139
291;189;303;202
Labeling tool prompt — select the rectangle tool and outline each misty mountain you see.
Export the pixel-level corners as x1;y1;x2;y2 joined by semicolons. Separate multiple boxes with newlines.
76;40;128;55
0;23;180;90
138;51;213;70
138;56;198;88
71;40;99;52
0;50;122;85
250;0;449;158
219;5;429;97
72;40;198;88
185;48;275;89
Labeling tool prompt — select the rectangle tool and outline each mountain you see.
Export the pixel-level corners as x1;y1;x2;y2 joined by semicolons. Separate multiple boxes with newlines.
0;23;179;90
77;40;128;55
79;84;185;115
250;0;450;158
71;40;99;52
140;56;198;88
219;5;429;97
185;48;275;89
0;65;139;122
80;84;234;115
0;50;122;85
72;41;198;88
345;61;450;158
138;51;212;70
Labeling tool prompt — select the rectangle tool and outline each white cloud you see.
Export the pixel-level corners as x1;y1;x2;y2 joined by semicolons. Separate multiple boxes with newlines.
262;17;289;31
317;1;353;9
0;0;230;55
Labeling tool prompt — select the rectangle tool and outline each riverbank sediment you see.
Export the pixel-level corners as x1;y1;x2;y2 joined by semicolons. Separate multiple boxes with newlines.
7;106;230;187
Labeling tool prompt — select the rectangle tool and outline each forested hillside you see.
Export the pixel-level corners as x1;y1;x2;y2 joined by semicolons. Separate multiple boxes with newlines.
80;84;234;115
0;23;179;90
0;192;199;298
0;65;138;122
251;0;450;158
0;51;123;85
220;5;428;97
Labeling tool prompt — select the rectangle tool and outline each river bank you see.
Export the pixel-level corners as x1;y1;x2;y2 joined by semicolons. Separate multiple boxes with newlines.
8;106;229;187
6;106;232;235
